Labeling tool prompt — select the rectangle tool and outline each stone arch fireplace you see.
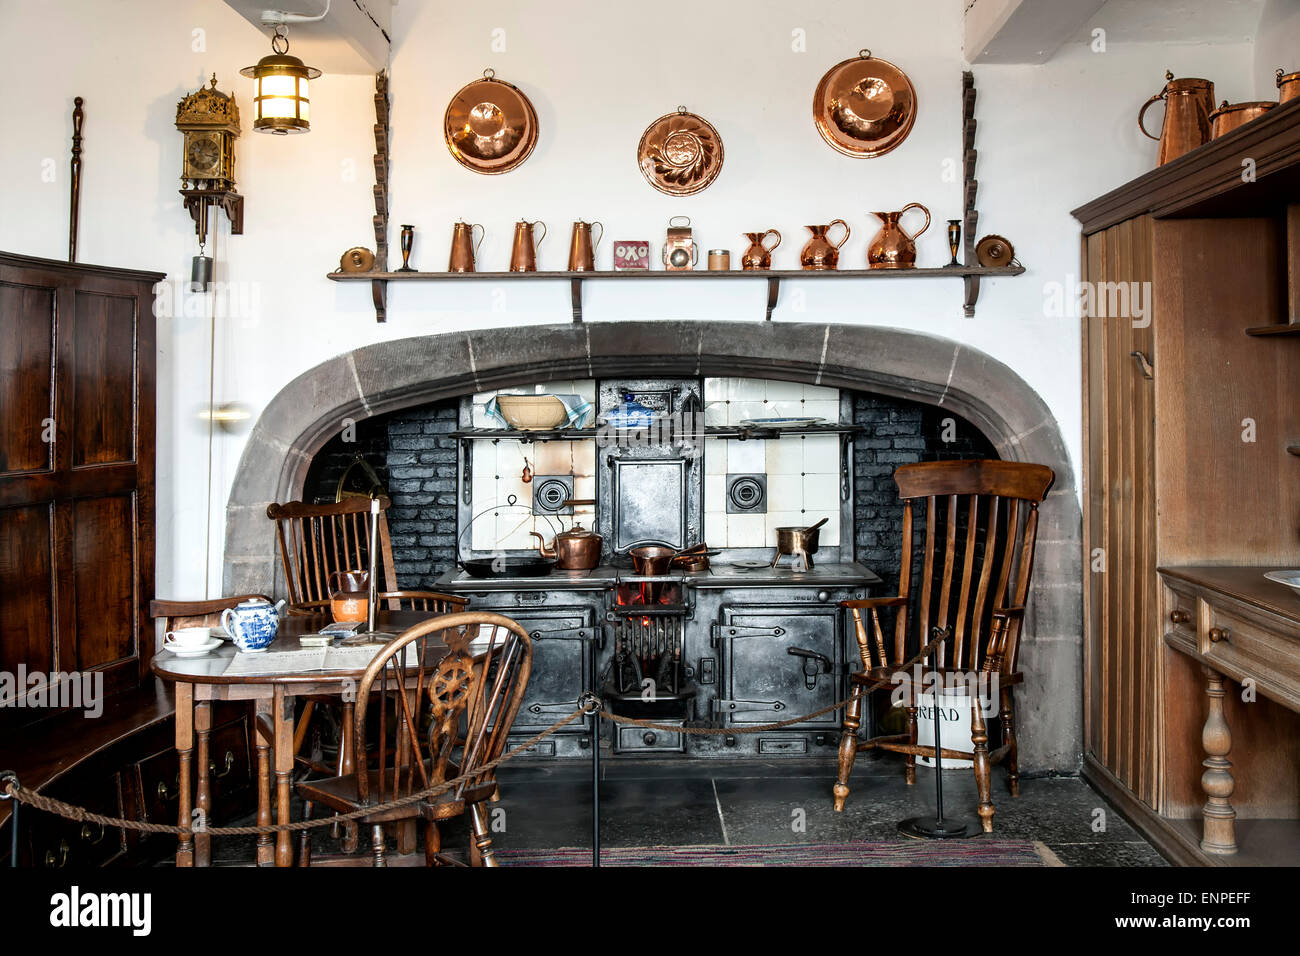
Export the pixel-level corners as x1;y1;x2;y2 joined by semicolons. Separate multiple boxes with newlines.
223;321;1081;770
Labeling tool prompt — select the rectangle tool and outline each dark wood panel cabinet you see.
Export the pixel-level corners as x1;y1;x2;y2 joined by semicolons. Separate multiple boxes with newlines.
0;252;162;713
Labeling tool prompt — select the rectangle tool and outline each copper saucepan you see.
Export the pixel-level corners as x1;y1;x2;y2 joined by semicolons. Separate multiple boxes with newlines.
772;517;829;569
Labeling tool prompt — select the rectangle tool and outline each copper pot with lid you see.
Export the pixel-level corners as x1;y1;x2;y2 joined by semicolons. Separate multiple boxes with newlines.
1209;99;1276;139
530;523;602;570
1277;68;1300;104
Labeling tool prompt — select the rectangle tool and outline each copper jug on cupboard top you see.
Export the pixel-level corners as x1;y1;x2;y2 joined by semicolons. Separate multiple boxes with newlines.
1138;71;1215;165
1276;68;1300;104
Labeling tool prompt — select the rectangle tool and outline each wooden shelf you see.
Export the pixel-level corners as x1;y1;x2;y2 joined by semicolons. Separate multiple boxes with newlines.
450;423;866;442
1245;323;1300;337
327;265;1025;323
1072;98;1300;234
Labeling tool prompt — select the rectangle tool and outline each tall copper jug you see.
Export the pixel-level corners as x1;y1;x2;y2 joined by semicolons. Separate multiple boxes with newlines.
741;229;782;271
867;202;930;270
799;220;850;271
509;219;547;272
448;220;484;273
1138;71;1215;166
567;220;603;272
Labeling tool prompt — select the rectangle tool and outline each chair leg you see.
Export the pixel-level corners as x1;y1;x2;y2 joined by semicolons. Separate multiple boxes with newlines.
298;800;313;866
1001;684;1019;797
469;803;497;868
833;686;863;811
424;820;441;867
971;697;994;833
905;688;918;786
371;823;387;867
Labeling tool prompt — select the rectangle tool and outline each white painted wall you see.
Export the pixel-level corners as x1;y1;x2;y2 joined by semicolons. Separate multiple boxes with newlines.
0;0;1273;600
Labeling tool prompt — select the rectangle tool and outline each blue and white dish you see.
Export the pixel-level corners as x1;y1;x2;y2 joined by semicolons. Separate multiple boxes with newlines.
1264;570;1300;596
220;598;285;653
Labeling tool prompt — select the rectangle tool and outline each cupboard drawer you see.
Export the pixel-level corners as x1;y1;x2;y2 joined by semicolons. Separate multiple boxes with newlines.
1202;604;1300;700
1163;584;1197;646
35;773;126;868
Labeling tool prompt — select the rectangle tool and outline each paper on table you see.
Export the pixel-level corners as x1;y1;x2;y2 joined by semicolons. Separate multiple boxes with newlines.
321;645;387;671
222;649;326;677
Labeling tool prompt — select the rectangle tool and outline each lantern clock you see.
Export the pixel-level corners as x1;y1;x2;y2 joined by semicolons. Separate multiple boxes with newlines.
175;75;244;240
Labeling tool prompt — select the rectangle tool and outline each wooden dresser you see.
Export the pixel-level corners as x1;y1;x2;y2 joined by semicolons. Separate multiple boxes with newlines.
1072;101;1300;865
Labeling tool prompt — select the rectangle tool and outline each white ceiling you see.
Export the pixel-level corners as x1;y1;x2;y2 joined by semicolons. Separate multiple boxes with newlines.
221;0;392;73
1072;0;1266;43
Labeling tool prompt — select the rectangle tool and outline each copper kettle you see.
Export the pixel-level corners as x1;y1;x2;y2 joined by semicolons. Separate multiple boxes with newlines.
530;523;602;570
867;203;930;269
1138;71;1215;166
799;220;850;271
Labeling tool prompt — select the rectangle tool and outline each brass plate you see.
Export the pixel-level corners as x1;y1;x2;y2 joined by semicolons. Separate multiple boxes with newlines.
338;246;375;273
813;50;917;158
975;234;1015;268
444;70;539;175
637;108;724;196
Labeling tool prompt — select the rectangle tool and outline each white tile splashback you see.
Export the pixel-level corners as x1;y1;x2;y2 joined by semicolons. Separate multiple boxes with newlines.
700;377;843;549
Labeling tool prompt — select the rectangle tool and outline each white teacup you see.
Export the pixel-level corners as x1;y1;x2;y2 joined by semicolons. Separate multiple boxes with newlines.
165;627;212;649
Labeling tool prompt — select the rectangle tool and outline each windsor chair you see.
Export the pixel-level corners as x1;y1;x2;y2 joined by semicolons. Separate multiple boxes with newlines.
833;460;1054;832
296;611;533;866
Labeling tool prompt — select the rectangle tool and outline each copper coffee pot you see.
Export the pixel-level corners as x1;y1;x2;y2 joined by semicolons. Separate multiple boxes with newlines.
799;221;850;271
1278;68;1300;104
1138;71;1215;166
867;203;930;270
509;219;547;272
448;220;484;273
741;230;782;271
568;220;603;271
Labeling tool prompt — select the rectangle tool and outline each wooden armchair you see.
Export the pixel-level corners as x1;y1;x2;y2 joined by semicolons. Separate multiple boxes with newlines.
296;611;532;867
833;460;1054;832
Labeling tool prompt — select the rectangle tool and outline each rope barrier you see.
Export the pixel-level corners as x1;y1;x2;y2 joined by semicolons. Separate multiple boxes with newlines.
0;631;951;840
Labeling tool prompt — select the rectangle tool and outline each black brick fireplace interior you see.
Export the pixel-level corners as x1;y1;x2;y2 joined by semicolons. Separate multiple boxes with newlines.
302;389;996;596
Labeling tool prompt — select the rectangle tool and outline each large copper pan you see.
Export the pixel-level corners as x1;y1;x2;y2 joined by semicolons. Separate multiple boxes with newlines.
444;69;539;175
813;49;917;158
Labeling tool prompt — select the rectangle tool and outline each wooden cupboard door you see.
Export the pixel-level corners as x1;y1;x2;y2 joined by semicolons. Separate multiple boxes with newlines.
1082;216;1159;807
0;281;55;475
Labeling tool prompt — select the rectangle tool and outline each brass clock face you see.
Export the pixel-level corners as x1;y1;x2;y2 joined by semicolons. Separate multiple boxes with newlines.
186;133;221;175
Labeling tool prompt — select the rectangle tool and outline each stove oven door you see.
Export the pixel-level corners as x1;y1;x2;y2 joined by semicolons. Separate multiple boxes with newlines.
497;604;599;757
713;603;844;743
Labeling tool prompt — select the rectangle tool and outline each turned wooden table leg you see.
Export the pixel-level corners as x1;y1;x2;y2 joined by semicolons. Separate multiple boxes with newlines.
1200;667;1237;855
254;699;274;866
273;687;295;867
194;699;212;866
175;682;194;867
833;686;862;811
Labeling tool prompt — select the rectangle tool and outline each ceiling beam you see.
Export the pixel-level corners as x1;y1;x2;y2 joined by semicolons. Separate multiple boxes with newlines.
965;0;1108;64
222;0;392;74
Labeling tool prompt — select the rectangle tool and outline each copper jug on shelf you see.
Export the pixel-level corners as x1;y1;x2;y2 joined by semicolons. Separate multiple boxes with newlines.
448;220;484;273
741;229;782;271
1278;68;1300;104
1138;71;1215;166
509;219;547;272
867;202;930;270
567;220;603;272
799;220;850;271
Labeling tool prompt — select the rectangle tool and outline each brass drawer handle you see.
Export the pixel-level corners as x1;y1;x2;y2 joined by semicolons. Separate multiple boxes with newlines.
80;822;105;845
1209;626;1231;644
158;774;179;802
211;750;235;780
1170;609;1190;625
44;840;69;868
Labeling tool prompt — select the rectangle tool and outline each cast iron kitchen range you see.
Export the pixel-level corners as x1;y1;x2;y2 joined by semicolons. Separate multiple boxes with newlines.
441;377;880;758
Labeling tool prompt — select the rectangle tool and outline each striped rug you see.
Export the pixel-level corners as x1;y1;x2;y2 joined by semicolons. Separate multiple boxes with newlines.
496;840;1061;867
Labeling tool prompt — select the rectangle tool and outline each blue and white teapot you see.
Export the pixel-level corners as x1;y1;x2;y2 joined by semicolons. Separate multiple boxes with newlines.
221;598;285;653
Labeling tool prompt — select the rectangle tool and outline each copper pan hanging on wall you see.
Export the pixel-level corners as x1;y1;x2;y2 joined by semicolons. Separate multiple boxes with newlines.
813;49;917;158
444;68;539;174
637;106;724;196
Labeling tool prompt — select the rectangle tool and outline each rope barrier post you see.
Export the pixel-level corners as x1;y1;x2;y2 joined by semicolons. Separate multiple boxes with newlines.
578;692;602;868
1;771;19;867
898;627;971;839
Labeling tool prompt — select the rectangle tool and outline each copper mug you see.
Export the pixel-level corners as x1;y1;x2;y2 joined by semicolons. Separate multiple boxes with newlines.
448;220;484;273
799;220;850;271
1138;72;1215;165
867;203;930;270
1210;99;1275;139
567;220;603;272
328;569;369;623
741;230;782;271
509;219;547;272
1278;68;1300;104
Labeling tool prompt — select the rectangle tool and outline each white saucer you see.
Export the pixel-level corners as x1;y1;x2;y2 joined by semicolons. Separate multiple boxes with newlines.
164;637;223;658
1264;570;1300;595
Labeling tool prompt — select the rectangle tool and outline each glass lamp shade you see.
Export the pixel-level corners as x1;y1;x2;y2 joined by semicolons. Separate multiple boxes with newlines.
240;52;321;134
